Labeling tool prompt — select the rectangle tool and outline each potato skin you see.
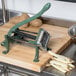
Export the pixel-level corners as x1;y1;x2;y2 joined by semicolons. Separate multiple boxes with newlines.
9;13;42;28
30;19;42;27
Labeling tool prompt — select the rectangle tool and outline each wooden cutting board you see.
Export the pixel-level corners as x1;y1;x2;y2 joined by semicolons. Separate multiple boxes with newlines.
0;23;71;72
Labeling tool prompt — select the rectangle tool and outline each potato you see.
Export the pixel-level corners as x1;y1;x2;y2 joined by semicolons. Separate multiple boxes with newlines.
30;19;42;27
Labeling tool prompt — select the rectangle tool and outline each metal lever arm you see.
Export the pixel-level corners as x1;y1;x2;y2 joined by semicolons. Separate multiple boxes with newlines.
7;3;51;36
1;3;51;62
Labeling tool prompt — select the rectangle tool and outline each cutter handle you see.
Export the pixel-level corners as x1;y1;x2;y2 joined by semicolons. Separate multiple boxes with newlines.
39;3;51;14
7;3;51;36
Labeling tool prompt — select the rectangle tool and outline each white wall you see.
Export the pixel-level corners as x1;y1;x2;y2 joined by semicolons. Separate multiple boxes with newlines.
0;0;76;21
0;0;31;12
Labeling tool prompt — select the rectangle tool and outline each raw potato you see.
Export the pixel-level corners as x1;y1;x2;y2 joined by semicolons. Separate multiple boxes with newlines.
9;13;30;28
48;51;74;64
30;19;42;27
48;51;75;74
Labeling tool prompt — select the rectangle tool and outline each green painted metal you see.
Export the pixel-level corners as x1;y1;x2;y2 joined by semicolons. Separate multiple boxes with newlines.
1;3;51;62
2;35;10;54
33;47;39;62
7;3;51;36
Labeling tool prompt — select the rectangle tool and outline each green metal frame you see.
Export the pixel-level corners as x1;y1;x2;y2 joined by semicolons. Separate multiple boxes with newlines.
1;3;51;62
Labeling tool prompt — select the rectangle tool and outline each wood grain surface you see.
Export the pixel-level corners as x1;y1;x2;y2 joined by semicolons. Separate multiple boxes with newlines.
0;21;71;72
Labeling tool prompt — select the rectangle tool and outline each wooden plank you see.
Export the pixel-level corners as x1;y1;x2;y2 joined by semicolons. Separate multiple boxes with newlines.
0;23;71;72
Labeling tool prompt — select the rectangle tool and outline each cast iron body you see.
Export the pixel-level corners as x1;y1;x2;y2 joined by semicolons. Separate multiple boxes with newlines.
1;3;51;62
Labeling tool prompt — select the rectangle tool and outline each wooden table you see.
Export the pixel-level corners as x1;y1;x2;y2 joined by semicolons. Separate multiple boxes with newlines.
0;23;71;72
